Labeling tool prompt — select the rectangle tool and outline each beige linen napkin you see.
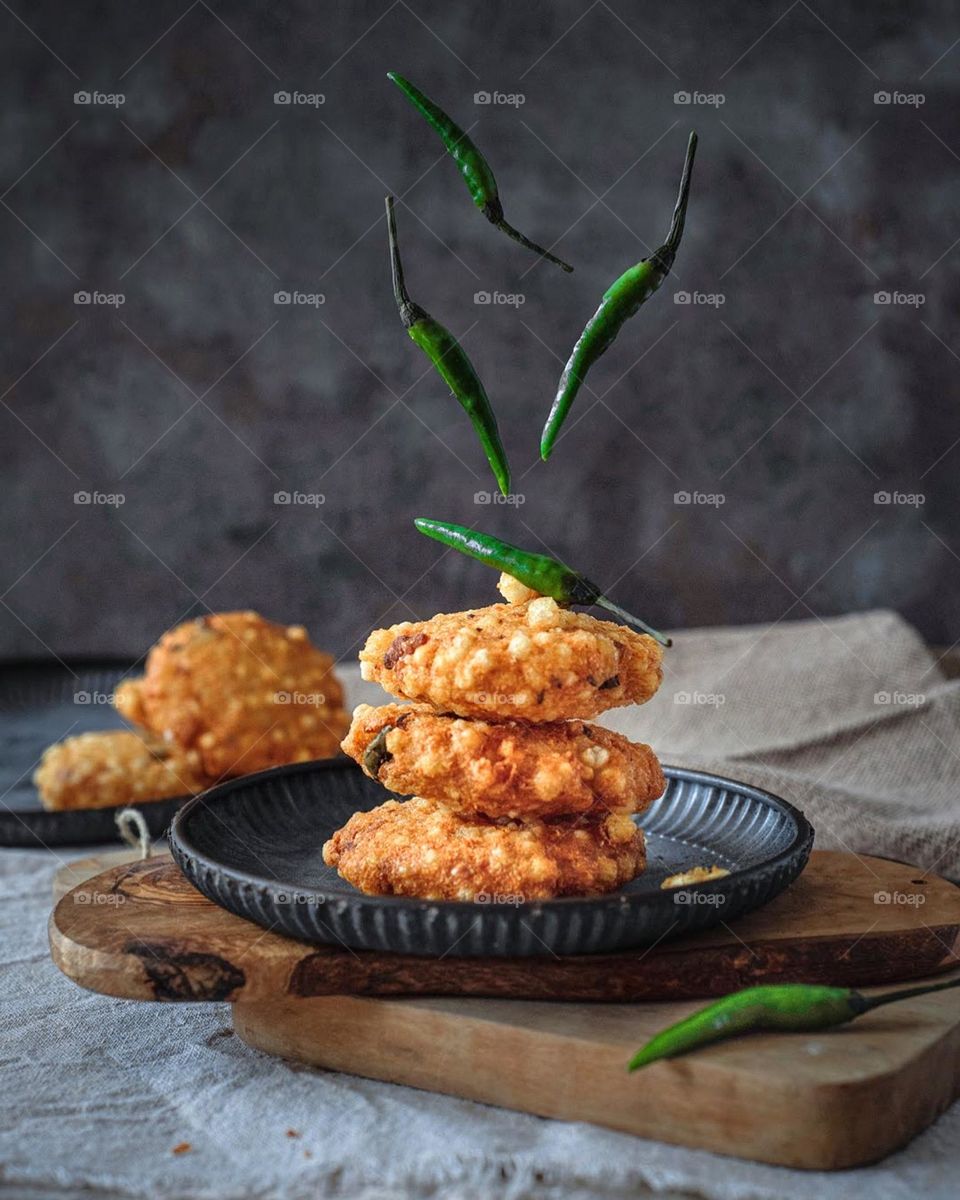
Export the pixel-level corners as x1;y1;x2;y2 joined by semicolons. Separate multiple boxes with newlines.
600;608;960;877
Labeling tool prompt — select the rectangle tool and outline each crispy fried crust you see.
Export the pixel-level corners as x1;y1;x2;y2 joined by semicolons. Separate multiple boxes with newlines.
497;572;541;605
323;796;646;900
359;598;662;722
114;611;349;777
33;731;212;811
113;678;147;728
342;703;664;820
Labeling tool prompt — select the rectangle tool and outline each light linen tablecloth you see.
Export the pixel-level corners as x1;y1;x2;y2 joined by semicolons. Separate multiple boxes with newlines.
2;609;959;1199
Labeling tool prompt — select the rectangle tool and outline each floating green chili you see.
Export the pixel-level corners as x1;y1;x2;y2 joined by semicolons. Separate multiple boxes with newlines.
540;131;698;460
386;196;511;497
387;71;574;274
414;517;671;647
628;976;960;1070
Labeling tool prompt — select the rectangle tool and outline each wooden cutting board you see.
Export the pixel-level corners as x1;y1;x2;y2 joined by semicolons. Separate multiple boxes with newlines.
49;851;960;1169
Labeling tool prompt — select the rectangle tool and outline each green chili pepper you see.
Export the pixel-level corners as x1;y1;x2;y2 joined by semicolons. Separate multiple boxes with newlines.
361;726;394;778
387;71;574;274
386;196;511;497
627;976;960;1070
540;131;698;460
414;517;671;647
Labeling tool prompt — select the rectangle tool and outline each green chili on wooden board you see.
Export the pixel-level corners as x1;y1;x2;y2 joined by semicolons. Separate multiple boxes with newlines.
540;131;698;460
386;196;511;497
628;976;960;1070
387;71;574;274
414;517;671;646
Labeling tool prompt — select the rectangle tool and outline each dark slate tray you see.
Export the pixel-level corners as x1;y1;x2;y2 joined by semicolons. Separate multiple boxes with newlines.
0;661;189;847
170;758;814;957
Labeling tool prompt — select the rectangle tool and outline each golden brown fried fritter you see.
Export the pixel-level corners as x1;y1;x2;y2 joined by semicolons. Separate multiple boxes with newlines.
342;702;664;820
34;731;212;811
496;572;541;605
323;796;646;900
114;611;349;777
359;597;662;722
113;678;147;728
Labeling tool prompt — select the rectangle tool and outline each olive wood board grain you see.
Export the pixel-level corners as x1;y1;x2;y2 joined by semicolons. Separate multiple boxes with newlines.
233;977;960;1170
53;848;144;901
50;850;959;1004
48;851;960;1169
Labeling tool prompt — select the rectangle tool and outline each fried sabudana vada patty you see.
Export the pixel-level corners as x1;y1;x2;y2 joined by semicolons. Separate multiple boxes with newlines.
359;597;662;722
323;796;646;900
114;611;349;778
33;730;212;811
342;702;664;820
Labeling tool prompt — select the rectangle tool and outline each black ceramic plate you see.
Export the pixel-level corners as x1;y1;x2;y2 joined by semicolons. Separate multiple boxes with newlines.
170;759;814;958
0;661;190;848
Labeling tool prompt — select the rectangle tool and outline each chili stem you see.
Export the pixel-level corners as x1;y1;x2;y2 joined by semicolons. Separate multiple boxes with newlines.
486;204;574;273
857;974;960;1012
595;596;672;647
385;196;422;328
662;131;698;261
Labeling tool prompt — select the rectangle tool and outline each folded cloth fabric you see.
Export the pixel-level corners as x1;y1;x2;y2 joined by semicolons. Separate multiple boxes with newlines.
597;608;960;878
5;609;959;1200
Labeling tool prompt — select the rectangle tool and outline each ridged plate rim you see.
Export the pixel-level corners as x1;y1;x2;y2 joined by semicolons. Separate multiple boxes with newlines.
168;758;814;956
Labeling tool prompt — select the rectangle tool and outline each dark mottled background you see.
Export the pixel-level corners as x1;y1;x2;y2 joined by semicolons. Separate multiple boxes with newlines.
2;0;958;667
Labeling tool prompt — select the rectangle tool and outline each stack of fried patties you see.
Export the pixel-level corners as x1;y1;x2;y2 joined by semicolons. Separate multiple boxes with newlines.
35;612;350;811
326;576;665;901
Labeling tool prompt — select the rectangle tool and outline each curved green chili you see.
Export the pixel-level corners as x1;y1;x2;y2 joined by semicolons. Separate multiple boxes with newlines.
541;131;698;460
386;197;511;497
414;517;671;646
627;976;960;1070
387;71;574;274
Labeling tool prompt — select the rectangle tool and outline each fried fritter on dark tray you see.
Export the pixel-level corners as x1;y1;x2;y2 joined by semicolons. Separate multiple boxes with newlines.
342;702;664;820
114;611;349;777
323;795;647;901
359;597;662;723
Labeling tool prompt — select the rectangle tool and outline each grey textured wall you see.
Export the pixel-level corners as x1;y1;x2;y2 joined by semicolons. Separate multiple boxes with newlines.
2;0;958;665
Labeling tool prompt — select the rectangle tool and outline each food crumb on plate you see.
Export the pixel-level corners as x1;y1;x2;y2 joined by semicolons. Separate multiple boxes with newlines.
660;865;730;889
